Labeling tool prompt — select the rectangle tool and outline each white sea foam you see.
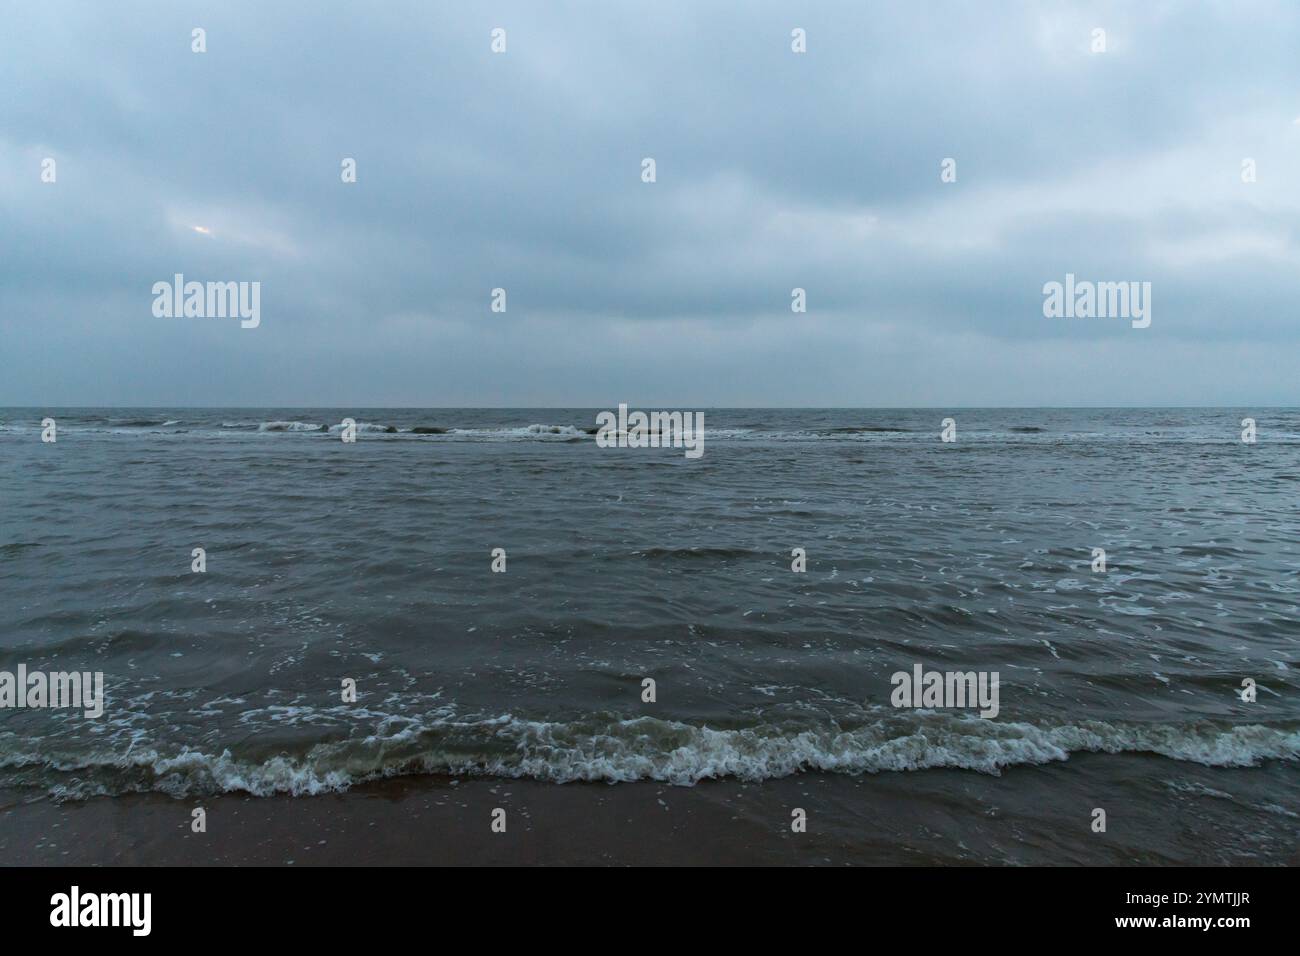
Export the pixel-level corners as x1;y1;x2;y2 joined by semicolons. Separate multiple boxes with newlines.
258;420;325;432
446;424;588;439
327;422;394;433
3;715;1296;798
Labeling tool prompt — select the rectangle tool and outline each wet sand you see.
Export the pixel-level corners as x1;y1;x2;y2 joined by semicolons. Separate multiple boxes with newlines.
2;754;1296;866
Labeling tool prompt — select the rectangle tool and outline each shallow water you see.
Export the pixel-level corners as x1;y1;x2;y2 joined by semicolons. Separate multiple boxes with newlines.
1;408;1296;825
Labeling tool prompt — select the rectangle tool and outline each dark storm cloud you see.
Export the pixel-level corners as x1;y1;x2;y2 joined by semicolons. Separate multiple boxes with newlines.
2;1;1299;405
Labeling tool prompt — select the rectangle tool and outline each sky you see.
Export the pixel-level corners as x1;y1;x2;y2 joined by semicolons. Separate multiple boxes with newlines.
2;1;1299;407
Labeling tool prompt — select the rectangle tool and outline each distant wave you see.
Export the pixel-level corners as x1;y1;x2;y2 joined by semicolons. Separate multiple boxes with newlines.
248;422;587;438
7;414;1300;445
3;715;1295;799
258;421;327;432
445;424;588;440
254;421;399;434
327;422;397;433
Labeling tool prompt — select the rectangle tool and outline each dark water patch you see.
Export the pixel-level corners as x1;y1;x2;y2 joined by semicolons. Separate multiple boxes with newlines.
634;546;761;561
0;542;42;554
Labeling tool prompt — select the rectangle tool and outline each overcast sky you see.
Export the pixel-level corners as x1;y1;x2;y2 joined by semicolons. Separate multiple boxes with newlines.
2;1;1299;406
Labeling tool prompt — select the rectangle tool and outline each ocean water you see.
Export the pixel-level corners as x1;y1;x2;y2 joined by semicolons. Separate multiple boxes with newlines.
1;408;1297;813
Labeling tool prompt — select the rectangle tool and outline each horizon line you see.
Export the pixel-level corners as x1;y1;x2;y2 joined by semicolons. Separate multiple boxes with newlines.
3;404;1295;411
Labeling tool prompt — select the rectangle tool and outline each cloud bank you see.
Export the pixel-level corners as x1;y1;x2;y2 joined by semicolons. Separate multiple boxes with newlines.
2;1;1298;405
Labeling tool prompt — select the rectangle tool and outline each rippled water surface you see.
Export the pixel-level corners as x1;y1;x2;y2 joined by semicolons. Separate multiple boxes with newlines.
1;408;1297;802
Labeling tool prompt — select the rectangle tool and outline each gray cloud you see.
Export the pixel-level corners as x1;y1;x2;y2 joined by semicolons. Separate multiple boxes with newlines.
2;1;1299;405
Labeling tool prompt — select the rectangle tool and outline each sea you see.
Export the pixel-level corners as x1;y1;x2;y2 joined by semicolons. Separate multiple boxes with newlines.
1;407;1296;863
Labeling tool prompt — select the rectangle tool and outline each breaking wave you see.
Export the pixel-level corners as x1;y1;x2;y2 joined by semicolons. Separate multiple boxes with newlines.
2;714;1295;800
258;421;327;432
446;424;588;439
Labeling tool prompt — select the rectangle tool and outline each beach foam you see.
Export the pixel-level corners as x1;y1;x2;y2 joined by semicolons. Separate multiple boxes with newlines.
4;715;1296;799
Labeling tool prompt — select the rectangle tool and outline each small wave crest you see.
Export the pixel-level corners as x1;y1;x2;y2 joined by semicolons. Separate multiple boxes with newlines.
3;715;1295;799
258;421;327;432
327;422;396;434
447;424;588;439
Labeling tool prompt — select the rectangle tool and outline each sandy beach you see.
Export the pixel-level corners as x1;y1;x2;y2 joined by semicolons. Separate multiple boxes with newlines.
3;754;1295;866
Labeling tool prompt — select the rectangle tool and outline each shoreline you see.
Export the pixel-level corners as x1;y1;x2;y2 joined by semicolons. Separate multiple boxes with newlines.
3;754;1295;866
